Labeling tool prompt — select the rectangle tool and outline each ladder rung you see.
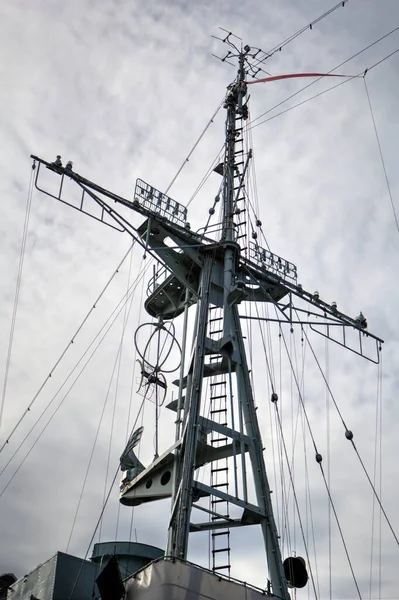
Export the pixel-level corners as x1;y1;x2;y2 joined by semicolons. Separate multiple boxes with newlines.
212;548;230;554
211;499;226;504
212;482;229;488
210;381;226;387
209;317;223;323
212;531;230;537
212;437;228;443
213;565;230;570
211;467;229;473
210;396;227;402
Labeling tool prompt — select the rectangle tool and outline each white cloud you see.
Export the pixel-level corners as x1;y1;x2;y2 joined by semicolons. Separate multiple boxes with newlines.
1;0;399;598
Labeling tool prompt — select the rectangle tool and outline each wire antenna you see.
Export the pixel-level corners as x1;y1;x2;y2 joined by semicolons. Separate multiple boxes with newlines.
212;1;349;78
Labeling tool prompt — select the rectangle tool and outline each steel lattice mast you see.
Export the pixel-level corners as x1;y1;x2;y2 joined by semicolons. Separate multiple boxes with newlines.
30;36;383;600
161;46;290;597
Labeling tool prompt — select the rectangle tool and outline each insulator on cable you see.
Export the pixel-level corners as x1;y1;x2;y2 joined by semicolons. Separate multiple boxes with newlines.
315;453;323;463
313;291;320;300
235;207;241;215
65;160;73;172
345;430;353;440
53;155;62;167
331;301;337;311
255;219;262;227
209;207;215;215
271;392;278;403
184;222;191;229
252;231;257;239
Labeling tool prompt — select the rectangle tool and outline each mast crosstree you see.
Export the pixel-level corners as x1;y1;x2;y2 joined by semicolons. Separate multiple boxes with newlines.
30;37;384;600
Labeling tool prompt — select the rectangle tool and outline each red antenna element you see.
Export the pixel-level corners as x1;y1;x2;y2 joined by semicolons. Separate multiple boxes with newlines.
247;72;355;84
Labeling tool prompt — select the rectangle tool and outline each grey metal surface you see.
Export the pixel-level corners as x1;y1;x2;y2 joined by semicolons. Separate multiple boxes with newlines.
53;553;98;600
7;555;57;600
91;542;163;580
8;553;97;600
125;558;279;600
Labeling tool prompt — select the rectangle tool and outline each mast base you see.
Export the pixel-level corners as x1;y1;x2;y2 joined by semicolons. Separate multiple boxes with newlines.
125;557;284;599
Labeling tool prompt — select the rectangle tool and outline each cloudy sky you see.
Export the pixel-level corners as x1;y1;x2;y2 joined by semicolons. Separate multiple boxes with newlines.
1;0;399;598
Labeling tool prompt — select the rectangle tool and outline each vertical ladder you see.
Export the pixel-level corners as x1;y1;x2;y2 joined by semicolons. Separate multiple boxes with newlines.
232;114;248;256
207;306;231;577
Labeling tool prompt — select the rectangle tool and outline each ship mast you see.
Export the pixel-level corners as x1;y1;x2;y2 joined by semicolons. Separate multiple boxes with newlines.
161;45;290;598
30;35;384;599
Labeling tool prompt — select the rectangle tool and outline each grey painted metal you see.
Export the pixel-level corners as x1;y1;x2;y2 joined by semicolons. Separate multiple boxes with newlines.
91;541;163;579
8;552;98;600
125;558;281;600
232;306;290;600
112;48;292;598
166;254;213;557
28;42;385;600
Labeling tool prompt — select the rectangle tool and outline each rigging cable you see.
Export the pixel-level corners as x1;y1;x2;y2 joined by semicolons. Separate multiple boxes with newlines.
302;328;399;547
165;99;224;196
325;339;332;600
248;46;399;131
0;242;135;456
65;264;135;554
98;249;136;543
255;304;309;587
363;77;399;233
278;325;362;600
248;25;399;131
186;147;224;210
115;250;146;540
324;338;332;600
300;327;321;599
369;358;383;599
243;264;363;597
65;373;116;554
0;164;34;434
252;0;349;71
378;356;383;600
0;256;150;498
67;396;146;600
275;403;319;600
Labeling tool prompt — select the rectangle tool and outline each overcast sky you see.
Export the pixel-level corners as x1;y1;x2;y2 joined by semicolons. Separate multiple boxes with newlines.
1;0;399;598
